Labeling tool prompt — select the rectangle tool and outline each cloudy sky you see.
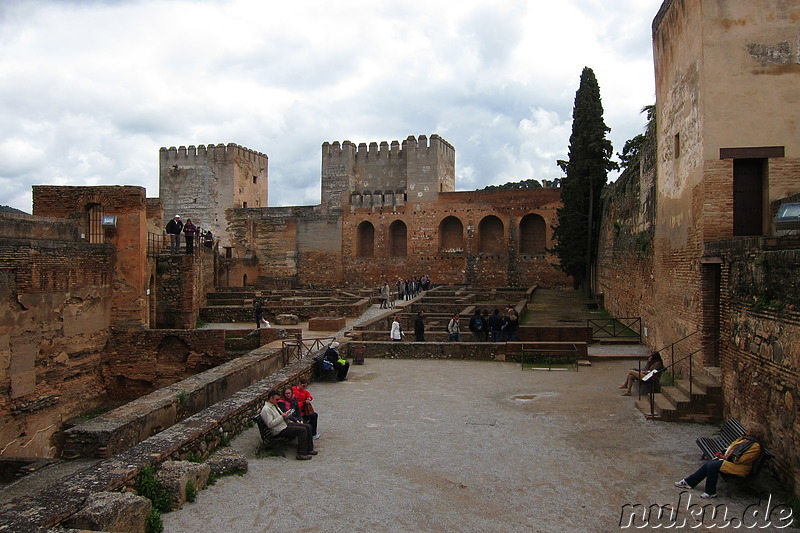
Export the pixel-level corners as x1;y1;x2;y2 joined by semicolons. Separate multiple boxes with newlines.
0;0;662;213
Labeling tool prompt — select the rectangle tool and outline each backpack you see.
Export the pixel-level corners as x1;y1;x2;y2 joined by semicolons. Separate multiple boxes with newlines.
471;315;484;332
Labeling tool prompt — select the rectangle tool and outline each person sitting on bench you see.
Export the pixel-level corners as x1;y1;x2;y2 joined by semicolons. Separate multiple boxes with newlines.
277;387;304;424
326;342;349;381
292;378;320;439
260;389;317;460
619;351;663;396
674;425;763;499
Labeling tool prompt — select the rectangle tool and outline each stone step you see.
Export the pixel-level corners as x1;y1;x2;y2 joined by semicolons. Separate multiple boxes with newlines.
702;365;722;381
635;394;675;418
674;373;720;397
660;385;691;407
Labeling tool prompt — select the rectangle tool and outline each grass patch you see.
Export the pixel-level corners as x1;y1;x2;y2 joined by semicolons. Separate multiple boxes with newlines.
522;353;577;371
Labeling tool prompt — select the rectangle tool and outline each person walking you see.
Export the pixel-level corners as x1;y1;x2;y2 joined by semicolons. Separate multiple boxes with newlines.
414;310;425;342
254;300;264;329
390;315;404;341
447;313;461;342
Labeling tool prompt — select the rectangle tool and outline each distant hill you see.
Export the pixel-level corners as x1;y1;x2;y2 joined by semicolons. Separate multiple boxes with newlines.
0;205;28;215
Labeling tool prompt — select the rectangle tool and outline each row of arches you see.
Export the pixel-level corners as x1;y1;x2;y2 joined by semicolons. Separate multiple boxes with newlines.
356;214;547;257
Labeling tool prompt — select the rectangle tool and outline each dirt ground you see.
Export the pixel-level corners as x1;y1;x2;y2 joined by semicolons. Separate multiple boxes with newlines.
163;358;794;532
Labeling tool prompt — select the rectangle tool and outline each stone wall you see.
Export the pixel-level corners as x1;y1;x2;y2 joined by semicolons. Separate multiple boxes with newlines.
64;343;287;458
230;186;569;288
103;329;228;398
0;357;316;533
156;251;216;329
706;238;800;492
0;214;113;457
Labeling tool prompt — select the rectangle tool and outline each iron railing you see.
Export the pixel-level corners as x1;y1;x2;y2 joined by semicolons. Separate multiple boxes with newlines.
639;335;720;418
587;317;642;342
281;336;336;366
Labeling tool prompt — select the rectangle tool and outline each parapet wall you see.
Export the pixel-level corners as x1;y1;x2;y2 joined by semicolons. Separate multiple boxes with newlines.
159;143;267;165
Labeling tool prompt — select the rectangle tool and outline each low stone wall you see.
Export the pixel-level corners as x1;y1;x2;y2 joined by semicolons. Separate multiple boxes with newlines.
199;299;370;323
0;357;319;533
347;341;510;361
64;345;286;459
308;317;346;331
347;340;588;360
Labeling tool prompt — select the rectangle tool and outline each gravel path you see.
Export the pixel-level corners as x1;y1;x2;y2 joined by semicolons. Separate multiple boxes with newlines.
163;358;791;532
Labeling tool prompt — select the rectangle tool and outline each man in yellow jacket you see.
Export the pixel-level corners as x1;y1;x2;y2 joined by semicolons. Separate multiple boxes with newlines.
675;428;762;498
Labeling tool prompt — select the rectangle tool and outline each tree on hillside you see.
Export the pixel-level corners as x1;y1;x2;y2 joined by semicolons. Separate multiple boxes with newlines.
551;67;617;296
481;179;542;191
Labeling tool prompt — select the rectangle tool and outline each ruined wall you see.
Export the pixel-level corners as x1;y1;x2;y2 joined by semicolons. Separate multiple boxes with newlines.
103;329;228;399
156;251;215;328
0;214;113;457
159;144;268;250
597;121;658;341
33;185;149;330
704;238;800;493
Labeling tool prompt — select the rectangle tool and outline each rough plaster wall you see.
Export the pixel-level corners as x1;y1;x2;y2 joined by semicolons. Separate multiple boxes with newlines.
0;241;112;458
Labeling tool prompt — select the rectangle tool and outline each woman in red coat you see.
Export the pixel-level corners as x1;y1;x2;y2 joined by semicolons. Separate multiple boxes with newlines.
292;377;319;439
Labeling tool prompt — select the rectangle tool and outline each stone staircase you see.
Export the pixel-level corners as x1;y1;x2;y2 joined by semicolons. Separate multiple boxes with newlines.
635;366;724;423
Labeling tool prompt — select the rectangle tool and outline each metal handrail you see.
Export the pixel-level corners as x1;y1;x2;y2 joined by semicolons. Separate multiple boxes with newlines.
640;337;720;418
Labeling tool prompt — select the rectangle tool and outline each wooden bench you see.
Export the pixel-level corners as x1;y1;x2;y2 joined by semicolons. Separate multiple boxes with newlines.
695;418;772;481
252;414;293;452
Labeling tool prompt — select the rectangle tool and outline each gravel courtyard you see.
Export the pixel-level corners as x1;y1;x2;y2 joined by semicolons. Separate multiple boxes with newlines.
163;358;792;532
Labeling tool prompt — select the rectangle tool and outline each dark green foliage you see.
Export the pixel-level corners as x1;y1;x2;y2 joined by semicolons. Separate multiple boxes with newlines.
617;105;655;172
138;466;172;513
185;480;197;503
551;67;617;290
481;179;543;191
145;510;164;533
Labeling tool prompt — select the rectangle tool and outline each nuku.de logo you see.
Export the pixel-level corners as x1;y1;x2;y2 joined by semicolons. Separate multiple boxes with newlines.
619;492;794;529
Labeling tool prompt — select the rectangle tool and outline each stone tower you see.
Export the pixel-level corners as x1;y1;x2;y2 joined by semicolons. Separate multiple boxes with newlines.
159;143;268;248
320;134;455;213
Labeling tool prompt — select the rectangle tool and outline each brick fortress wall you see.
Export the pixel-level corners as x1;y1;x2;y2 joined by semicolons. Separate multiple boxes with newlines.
0;213;113;457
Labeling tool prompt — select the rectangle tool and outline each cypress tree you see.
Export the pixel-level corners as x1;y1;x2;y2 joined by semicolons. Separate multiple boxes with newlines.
551;67;616;295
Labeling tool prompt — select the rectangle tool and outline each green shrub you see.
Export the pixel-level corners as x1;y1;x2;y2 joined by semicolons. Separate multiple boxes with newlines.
138;466;172;513
185;480;197;503
145;510;163;533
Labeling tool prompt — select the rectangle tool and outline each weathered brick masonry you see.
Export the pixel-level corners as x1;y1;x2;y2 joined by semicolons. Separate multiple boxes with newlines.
0;213;113;457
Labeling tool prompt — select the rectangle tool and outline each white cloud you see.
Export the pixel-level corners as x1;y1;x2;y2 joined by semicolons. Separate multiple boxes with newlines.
0;0;661;212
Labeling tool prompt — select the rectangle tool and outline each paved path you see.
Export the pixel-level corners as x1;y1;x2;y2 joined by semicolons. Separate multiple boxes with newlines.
163;358;791;532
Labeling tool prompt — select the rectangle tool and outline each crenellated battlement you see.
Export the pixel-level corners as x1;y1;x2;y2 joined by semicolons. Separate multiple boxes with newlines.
322;134;454;160
159;143;268;164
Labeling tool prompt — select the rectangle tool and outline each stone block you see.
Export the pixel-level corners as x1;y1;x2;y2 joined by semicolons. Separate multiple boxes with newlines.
274;314;300;325
156;460;210;510
206;448;248;477
308;317;345;331
62;491;152;533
